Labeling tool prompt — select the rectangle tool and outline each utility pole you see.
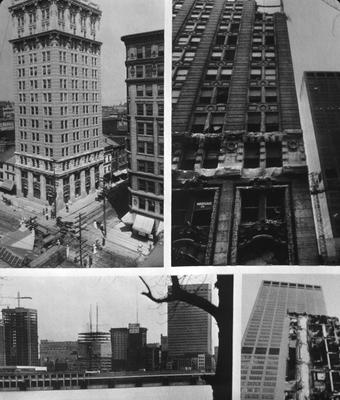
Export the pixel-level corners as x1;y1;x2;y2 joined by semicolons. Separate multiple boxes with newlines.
97;178;108;237
74;213;88;267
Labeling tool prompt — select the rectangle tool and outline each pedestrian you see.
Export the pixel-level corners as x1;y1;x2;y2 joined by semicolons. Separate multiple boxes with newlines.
66;203;69;213
93;220;98;229
66;245;70;259
93;243;97;254
89;255;93;267
102;237;106;247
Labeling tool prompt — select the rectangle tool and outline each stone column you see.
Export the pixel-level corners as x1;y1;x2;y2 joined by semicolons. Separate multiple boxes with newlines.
40;174;47;203
80;170;86;198
70;173;75;201
28;171;34;198
90;166;95;192
56;178;64;211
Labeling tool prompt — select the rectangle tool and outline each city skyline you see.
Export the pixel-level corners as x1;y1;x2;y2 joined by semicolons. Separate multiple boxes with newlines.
0;0;164;105
0;275;219;347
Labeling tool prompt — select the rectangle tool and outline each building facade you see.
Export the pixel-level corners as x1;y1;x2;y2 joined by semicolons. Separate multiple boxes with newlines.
2;307;39;366
241;280;327;400
172;0;319;266
40;340;78;371
110;327;128;371
126;323;147;371
121;30;164;239
9;0;104;211
168;284;212;362
284;313;340;399
77;331;111;372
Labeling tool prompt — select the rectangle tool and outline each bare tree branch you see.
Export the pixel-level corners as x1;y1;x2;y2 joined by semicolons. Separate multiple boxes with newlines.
140;276;220;322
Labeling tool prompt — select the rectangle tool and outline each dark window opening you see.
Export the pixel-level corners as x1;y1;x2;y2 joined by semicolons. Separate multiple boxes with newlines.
265;35;275;46
265;87;277;103
202;145;220;169
265;112;279;132
224;49;235;62
210;113;224;133
247;112;261;132
227;35;237;46
216;87;229;103
180;146;197;170
199;88;213;105
266;142;282;167
241;190;260;222
244;142;260;168
215;34;226;45
191;114;207;133
249;88;261;103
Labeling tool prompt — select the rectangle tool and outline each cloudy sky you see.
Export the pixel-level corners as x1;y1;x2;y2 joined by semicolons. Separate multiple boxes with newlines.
0;0;164;105
0;274;219;346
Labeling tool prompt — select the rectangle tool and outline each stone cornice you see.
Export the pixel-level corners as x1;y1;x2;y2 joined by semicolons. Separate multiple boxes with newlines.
9;29;102;46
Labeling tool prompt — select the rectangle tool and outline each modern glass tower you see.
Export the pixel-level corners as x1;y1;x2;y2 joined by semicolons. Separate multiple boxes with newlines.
241;280;327;400
168;284;212;360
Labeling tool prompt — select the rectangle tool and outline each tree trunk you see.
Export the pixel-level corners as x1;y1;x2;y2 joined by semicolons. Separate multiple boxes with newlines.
207;275;233;400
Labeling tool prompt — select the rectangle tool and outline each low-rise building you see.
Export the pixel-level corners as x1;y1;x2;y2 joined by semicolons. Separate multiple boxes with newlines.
40;340;78;371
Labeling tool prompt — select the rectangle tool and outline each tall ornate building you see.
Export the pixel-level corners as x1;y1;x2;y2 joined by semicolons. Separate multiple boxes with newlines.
9;0;103;211
121;30;164;239
172;0;319;266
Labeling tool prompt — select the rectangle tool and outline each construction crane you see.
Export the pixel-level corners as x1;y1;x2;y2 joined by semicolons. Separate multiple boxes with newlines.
0;291;32;308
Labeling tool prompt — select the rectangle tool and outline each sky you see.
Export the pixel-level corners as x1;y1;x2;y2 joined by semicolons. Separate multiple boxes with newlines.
0;274;219;347
242;273;340;334
0;0;164;105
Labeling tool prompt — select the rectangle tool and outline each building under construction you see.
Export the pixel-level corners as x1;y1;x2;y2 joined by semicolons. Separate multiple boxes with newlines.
172;0;319;265
285;313;340;400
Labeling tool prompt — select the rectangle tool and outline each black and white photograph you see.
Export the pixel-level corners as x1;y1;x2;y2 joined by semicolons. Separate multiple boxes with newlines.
0;274;233;400
0;0;164;268
241;274;340;399
171;0;340;266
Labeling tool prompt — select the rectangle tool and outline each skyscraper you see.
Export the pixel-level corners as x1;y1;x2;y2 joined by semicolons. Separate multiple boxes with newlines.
110;327;128;371
172;0;318;266
121;30;164;239
241;280;327;400
127;323;147;371
2;307;39;366
77;331;111;372
9;0;103;211
168;284;212;361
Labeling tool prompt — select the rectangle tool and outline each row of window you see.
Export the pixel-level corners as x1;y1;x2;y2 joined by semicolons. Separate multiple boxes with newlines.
137;160;163;175
129;64;164;79
137;196;163;214
137;178;163;195
137;121;164;136
136;84;163;97
137;141;164;156
136;103;163;117
178;141;282;170
127;44;164;61
18;90;100;104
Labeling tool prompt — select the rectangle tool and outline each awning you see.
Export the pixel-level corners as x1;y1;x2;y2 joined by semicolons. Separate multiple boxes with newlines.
132;215;154;235
156;221;164;236
121;212;135;225
113;169;128;177
0;180;15;191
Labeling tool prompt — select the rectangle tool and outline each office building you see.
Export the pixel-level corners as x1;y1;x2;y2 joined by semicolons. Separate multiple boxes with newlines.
0;321;5;367
110;327;128;371
172;0;318;265
77;331;111;372
9;0;103;211
241;280;327;399
168;284;212;362
127;323;147;371
277;0;340;263
40;340;78;371
2;307;38;366
121;30;164;239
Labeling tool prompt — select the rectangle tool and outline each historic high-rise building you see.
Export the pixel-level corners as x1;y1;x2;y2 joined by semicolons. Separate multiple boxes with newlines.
241;280;327;400
121;30;164;239
2;307;39;366
168;284;212;361
9;0;103;211
171;0;319;266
